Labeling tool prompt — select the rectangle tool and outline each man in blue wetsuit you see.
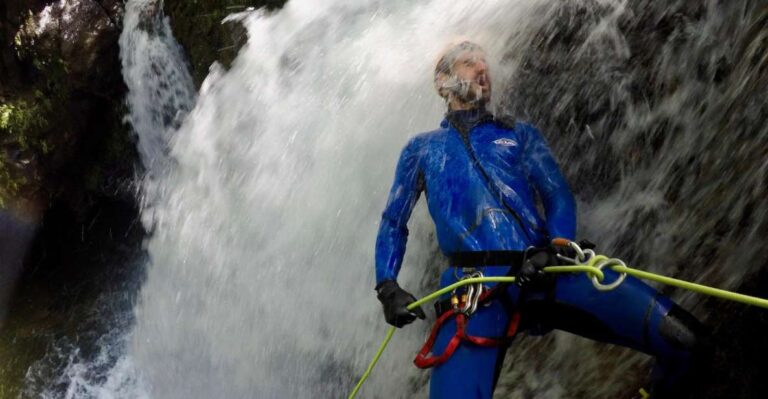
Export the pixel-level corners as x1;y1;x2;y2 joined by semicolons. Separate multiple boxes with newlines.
374;40;705;398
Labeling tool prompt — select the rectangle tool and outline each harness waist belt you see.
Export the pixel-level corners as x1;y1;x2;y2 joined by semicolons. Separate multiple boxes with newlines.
447;250;526;267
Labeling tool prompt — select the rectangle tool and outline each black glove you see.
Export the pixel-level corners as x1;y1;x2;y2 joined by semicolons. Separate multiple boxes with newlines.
516;240;598;287
516;247;558;287
376;280;426;328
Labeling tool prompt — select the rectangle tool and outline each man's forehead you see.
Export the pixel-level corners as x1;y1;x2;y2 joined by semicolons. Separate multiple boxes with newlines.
434;40;486;75
453;50;486;64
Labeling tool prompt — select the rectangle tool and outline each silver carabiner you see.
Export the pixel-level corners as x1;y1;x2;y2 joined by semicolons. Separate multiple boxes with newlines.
451;283;470;313
464;271;484;315
590;258;628;291
452;271;485;315
460;284;475;314
555;241;595;265
467;281;483;315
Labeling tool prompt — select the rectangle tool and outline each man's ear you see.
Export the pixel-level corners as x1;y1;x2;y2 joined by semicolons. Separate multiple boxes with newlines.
434;71;451;100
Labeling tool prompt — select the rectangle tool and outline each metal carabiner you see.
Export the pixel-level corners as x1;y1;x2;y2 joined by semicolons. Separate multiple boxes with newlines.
462;271;485;316
467;281;483;315
590;258;628;291
451;271;485;315
459;284;475;314
555;240;596;265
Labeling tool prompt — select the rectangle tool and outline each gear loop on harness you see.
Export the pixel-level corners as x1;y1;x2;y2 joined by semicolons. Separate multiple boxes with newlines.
413;302;520;369
413;276;520;369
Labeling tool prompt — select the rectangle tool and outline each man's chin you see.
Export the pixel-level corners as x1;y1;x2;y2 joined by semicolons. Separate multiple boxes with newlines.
457;89;488;107
472;94;490;109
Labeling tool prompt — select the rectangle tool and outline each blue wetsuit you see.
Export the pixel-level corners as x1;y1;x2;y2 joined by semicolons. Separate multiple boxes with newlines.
375;110;700;398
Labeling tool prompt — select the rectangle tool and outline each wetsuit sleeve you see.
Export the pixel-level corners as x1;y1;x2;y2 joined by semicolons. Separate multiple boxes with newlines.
375;138;424;285
520;124;577;240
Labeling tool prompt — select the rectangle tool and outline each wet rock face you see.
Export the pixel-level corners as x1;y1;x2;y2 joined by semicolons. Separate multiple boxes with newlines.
504;0;768;278
496;0;768;397
1;1;143;394
15;0;124;94
0;0;136;332
0;2;31;94
1;0;133;212
2;1;121;92
163;0;287;86
1;0;134;281
0;210;36;325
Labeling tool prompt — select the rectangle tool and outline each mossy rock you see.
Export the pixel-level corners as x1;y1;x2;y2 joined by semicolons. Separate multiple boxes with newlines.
1;1;135;212
0;91;59;208
163;0;287;86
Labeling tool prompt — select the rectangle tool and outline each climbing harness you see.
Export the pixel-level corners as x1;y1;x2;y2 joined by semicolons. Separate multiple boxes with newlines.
413;271;522;369
347;239;768;399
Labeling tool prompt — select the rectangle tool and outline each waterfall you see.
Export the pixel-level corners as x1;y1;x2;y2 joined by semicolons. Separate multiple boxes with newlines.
119;0;558;397
119;0;197;219
22;0;768;397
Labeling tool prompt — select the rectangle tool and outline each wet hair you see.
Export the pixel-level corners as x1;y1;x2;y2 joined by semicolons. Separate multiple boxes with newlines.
434;41;484;78
434;40;485;98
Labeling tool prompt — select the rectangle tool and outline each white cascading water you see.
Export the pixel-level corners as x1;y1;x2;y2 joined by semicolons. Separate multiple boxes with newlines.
118;0;560;398
120;0;197;212
13;0;767;397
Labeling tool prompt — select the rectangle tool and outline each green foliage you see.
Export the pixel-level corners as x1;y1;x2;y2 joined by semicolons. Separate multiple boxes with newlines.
12;11;34;60
0;160;24;208
0;96;53;207
0;32;72;208
0;99;52;146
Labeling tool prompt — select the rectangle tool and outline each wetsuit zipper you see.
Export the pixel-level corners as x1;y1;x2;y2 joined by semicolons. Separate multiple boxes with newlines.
447;116;537;244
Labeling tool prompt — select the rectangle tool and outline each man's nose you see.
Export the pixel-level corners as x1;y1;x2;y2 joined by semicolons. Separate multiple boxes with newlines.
475;59;488;73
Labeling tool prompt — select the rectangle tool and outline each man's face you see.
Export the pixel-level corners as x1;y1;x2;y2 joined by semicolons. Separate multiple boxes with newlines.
450;50;491;105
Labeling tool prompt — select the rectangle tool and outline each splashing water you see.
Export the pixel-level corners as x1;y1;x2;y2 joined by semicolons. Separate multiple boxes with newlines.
24;0;768;397
120;1;562;397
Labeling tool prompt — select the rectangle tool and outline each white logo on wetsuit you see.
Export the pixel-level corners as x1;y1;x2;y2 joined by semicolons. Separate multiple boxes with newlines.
493;138;518;147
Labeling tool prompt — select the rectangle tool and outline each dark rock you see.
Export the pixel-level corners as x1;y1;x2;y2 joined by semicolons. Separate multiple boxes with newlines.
1;1;140;392
0;209;37;325
1;0;133;211
15;0;124;96
163;0;287;87
499;0;768;396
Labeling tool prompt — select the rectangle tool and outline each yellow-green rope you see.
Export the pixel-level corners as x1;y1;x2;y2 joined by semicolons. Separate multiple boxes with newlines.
348;257;768;398
348;266;597;399
583;255;768;309
347;327;396;399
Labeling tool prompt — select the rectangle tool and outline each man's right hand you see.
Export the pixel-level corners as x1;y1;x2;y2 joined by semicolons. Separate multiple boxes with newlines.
376;280;426;328
516;239;598;287
516;247;557;287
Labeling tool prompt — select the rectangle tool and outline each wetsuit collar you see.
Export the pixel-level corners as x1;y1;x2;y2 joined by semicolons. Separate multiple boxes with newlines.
441;107;494;133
